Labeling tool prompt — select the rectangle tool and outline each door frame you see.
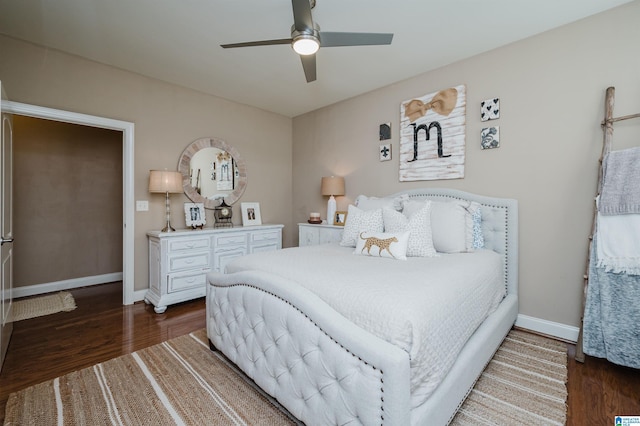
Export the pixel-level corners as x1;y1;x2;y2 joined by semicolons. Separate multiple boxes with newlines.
3;101;136;305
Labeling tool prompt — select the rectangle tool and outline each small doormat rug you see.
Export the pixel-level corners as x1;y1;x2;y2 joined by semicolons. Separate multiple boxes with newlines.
10;291;76;322
4;329;567;425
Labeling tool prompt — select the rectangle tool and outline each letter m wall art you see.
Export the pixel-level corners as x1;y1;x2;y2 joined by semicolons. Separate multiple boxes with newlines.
399;84;466;181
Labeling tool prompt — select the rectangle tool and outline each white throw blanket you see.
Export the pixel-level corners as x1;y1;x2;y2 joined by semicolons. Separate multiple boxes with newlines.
225;244;505;409
596;211;640;275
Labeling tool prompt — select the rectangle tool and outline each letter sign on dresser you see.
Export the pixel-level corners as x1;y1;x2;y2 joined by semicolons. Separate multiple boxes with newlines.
146;224;283;313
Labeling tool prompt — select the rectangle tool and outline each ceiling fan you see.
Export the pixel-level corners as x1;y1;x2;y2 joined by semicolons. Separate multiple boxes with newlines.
220;0;394;83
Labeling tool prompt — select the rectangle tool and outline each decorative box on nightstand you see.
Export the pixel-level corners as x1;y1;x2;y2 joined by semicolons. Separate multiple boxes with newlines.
298;223;343;247
146;225;283;313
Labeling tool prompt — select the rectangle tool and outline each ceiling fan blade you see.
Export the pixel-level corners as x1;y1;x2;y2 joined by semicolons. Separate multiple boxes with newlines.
300;54;316;83
320;32;393;47
221;38;292;49
291;0;314;32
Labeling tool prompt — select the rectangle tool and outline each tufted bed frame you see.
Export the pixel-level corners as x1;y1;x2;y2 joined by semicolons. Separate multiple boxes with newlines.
206;188;518;425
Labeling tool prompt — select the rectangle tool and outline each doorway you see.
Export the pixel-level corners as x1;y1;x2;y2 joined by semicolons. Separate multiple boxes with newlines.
4;101;135;304
13;117;122;292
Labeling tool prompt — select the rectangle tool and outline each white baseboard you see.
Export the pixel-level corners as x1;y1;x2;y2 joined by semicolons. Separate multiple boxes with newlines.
516;314;580;343
12;273;124;299
133;289;148;303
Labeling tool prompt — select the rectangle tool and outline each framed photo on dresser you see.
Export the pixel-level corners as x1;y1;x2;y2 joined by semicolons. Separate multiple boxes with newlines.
241;202;262;226
184;202;205;229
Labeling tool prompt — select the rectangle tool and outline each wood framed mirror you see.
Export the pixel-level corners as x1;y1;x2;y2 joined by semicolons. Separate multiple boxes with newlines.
178;137;247;208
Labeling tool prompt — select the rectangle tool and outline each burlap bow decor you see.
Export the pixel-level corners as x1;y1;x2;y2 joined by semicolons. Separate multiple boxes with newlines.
403;88;458;122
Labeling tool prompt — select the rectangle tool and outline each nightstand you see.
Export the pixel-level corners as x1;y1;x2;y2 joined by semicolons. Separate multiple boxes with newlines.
298;223;343;247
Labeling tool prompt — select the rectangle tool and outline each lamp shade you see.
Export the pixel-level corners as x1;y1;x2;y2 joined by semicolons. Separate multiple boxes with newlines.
321;176;345;196
149;170;184;194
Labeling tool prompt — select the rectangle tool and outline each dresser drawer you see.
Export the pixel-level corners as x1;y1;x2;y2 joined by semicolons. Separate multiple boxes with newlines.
251;230;281;244
168;237;210;252
298;224;342;247
299;226;319;246
168;251;210;272
213;233;248;247
168;270;209;293
214;246;248;272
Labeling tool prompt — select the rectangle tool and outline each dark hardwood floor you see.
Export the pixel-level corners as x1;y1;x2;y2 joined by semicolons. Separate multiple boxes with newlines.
0;282;638;425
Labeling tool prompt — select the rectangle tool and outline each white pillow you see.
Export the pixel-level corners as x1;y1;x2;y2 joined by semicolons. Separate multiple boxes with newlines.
403;199;476;253
354;231;410;260
339;205;384;247
383;203;436;257
355;195;402;211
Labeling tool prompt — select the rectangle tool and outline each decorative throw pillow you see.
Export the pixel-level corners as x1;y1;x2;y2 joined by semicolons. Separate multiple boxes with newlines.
339;205;384;247
383;203;437;257
471;204;485;249
354;231;410;260
403;199;477;253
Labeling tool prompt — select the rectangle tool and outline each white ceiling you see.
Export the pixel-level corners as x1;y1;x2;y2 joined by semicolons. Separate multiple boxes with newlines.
0;0;633;117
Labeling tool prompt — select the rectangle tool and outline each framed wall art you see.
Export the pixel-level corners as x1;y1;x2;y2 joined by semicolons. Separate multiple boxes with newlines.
399;84;466;181
481;98;500;121
380;144;392;161
481;126;500;149
379;123;391;140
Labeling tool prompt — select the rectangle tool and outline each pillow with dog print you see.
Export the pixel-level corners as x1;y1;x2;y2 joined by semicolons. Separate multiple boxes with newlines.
353;231;410;260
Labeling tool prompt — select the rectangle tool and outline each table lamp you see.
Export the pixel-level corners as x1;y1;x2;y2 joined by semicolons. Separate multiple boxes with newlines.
149;170;184;232
321;176;345;224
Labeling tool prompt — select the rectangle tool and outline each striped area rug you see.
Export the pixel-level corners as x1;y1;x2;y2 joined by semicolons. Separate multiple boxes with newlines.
4;329;299;425
451;328;568;425
4;328;567;425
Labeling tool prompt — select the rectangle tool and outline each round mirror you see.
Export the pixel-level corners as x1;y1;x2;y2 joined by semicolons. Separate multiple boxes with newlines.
178;137;247;208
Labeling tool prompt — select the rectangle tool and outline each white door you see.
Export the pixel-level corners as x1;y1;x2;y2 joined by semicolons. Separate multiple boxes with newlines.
0;81;14;370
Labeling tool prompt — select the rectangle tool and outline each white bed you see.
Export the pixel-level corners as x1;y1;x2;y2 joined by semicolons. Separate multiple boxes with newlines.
206;188;518;425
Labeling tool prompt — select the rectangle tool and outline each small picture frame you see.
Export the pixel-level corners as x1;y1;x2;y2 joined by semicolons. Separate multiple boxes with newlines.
481;126;500;149
481;98;500;121
380;144;392;161
379;123;391;141
333;210;348;226
241;202;262;226
184;202;206;229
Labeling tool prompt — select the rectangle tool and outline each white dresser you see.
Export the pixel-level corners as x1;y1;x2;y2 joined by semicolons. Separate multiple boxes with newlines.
146;224;283;313
298;223;343;246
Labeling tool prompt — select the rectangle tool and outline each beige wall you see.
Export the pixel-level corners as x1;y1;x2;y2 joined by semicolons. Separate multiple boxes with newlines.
0;2;638;329
13;116;122;287
292;1;640;329
0;35;293;293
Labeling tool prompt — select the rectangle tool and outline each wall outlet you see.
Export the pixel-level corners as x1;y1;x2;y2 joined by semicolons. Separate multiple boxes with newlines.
136;200;149;211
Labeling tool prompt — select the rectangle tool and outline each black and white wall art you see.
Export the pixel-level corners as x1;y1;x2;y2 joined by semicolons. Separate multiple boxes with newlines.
480;98;500;121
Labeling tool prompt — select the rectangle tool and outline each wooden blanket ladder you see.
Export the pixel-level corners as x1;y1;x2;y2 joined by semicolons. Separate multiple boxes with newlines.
576;86;640;362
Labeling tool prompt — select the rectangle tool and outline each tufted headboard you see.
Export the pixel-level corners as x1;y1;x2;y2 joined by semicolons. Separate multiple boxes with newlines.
383;188;519;297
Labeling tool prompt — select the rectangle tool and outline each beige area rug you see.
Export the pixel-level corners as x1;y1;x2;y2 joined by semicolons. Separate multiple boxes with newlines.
10;291;76;322
4;329;567;425
451;329;568;425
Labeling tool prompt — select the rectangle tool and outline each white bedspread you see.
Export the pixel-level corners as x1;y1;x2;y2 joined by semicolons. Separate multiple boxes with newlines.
225;244;505;409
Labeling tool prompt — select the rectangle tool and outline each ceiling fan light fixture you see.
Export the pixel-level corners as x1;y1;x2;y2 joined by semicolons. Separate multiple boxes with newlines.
292;35;320;55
